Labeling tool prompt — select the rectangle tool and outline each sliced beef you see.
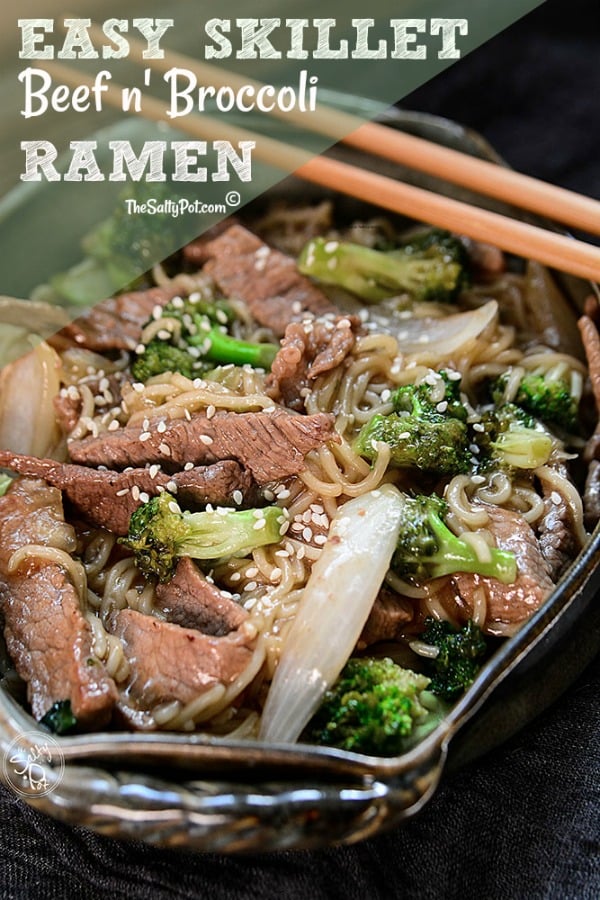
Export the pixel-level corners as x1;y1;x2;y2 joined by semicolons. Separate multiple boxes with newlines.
266;315;360;411
154;557;248;635
0;452;257;536
358;588;414;649
182;217;239;266
108;608;253;709
537;464;581;579
202;224;338;336
434;505;554;636
68;408;337;484
59;274;210;352
0;479;117;724
583;459;600;530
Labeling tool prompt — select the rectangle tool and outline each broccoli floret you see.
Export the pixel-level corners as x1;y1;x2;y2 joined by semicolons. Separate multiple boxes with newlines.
391;492;517;583
304;657;448;756
131;339;199;381
120;492;284;581
420;618;488;701
298;229;468;303
354;374;470;475
493;370;579;432
40;700;78;735
48;183;190;305
132;296;278;382
475;403;553;470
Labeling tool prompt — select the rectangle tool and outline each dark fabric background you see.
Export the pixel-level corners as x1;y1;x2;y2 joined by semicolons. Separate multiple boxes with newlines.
2;1;599;897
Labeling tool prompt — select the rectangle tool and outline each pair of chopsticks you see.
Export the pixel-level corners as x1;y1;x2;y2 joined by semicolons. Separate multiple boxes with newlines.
44;22;600;284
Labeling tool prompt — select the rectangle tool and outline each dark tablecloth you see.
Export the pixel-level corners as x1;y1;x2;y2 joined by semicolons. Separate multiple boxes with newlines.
1;1;599;897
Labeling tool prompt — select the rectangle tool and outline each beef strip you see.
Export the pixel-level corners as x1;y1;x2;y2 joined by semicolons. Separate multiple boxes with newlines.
266;315;360;411
108;607;254;709
67;408;338;484
201;224;338;336
0;452;257;536
358;588;414;649
578;316;600;526
182;217;239;266
154;557;248;635
433;505;554;636
0;479;117;724
59;273;210;352
583;460;600;530
537;463;580;579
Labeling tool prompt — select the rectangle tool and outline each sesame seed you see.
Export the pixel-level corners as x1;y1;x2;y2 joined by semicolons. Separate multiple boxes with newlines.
233;490;243;505
244;581;257;592
277;489;291;500
184;462;194;471
245;567;259;579
168;501;180;514
473;423;485;433
302;526;313;542
149;465;160;478
551;491;562;505
132;382;144;393
199;434;214;445
215;309;229;324
230;572;241;583
447;370;462;381
314;534;328;545
253;519;267;530
291;522;304;532
139;432;151;442
270;568;282;581
380;389;391;403
263;489;275;501
436;401;448;413
131;485;141;501
108;420;120;432
324;240;339;253
184;409;192;421
274;550;290;558
157;420;167;433
296;545;306;560
471;475;486;485
397;431;411;441
279;522;290;535
159;442;171;456
206;405;216;420
166;480;177;492
139;492;150;504
152;305;163;320
116;488;129;497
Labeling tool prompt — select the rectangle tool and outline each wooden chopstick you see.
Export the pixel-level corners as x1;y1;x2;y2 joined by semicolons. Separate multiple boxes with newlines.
43;60;600;284
86;20;600;240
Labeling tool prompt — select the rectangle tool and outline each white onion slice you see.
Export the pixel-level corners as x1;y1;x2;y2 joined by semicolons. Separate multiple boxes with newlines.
376;299;498;359
259;484;404;745
0;340;62;457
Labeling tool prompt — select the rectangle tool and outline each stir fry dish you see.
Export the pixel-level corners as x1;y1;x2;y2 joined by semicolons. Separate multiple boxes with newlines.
1;201;599;755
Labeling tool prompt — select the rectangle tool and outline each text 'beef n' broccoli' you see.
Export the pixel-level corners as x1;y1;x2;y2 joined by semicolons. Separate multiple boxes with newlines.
132;295;279;382
121;492;285;581
304;657;448;756
391;492;517;583
298;228;469;303
419;618;488;701
354;371;470;476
